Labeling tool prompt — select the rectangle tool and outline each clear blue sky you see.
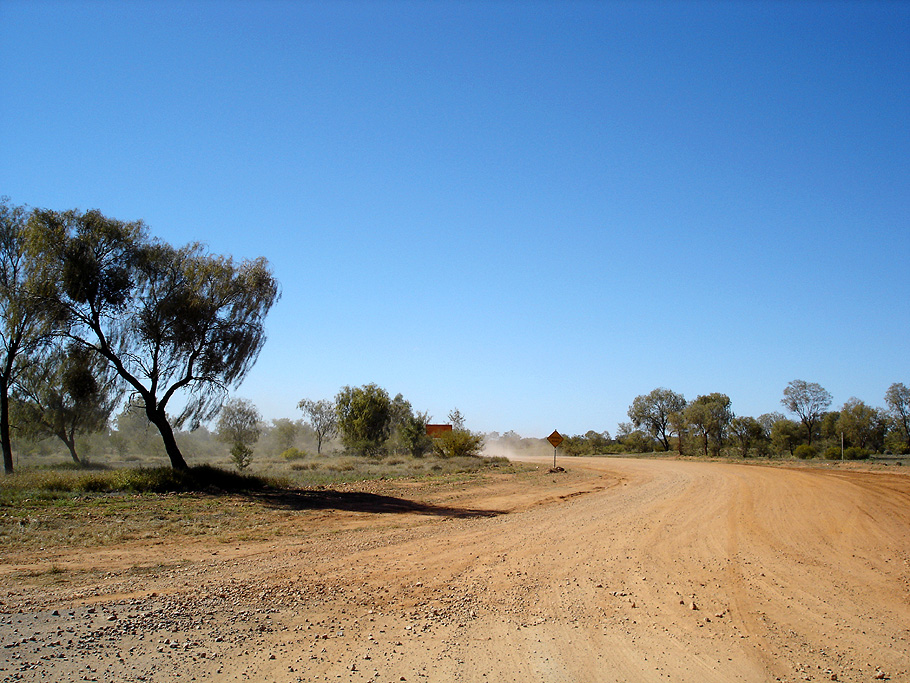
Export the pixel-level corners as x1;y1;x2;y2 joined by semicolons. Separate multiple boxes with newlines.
2;0;908;438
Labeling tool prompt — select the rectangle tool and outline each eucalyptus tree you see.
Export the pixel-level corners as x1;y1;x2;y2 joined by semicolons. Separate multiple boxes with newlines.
668;409;690;455
270;417;299;454
387;393;415;456
758;412;787;456
770;418;802;457
885;383;910;449
298;398;337;455
13;343;123;465
686;393;733;457
217;397;262;470
27;208;280;470
781;380;832;445
728;415;764;458
399;410;434;458
335;383;391;457
0;199;57;473
837;398;884;451
628;388;687;451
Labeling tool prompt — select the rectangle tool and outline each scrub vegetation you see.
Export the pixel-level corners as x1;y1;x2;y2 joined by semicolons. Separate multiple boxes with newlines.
2;197;906;491
552;380;910;460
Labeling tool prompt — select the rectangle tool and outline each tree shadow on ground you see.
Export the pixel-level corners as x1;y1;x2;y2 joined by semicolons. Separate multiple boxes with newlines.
250;489;504;519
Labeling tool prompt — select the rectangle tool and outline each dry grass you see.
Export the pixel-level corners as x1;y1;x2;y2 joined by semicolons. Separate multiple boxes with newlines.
0;452;520;557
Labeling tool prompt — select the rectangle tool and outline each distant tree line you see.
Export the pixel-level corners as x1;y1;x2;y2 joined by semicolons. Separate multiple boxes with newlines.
556;380;909;459
5;199;905;470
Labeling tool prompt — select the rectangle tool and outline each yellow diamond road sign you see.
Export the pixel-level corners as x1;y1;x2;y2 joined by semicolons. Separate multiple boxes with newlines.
547;430;563;448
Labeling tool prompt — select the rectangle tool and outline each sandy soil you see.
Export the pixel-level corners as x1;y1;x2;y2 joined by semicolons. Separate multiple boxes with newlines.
2;456;909;682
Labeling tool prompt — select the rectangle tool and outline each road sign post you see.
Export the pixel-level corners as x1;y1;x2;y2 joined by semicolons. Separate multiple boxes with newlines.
547;430;564;468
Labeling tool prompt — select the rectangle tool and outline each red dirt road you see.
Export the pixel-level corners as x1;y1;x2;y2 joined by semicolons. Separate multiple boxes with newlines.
2;457;909;682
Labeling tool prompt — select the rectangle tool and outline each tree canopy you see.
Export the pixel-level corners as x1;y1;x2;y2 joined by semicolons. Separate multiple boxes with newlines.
781;380;832;445
13;343;123;464
334;383;392;457
686;393;732;457
0;198;56;473
217;397;262;470
628;388;686;451
26;208;279;470
298;398;338;455
885;383;910;449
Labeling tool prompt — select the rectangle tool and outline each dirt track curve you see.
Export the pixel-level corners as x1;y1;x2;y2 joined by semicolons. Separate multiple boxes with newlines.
2;456;909;682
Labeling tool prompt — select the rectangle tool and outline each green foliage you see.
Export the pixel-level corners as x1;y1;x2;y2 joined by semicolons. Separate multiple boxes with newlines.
885;382;910;450
686;393;733;457
217;397;262;471
25;207;279;470
230;443;253;470
823;446;842;460
667;411;689;455
398;411;434;458
0;464;281;497
837;398;885;451
819;411;841;441
793;444;817;459
843;446;870;460
434;428;485;458
13;343;123;464
628;388;686;451
770;417;802;456
280;447;308;460
615;422;657;453
0;198;58;473
728;415;765;457
781;380;832;445
298;398;337;455
270;418;299;454
884;430;910;455
335;384;392;457
561;430;612;456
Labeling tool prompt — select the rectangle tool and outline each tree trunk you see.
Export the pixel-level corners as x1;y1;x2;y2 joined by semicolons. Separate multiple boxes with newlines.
147;406;189;470
59;432;82;466
1;376;13;474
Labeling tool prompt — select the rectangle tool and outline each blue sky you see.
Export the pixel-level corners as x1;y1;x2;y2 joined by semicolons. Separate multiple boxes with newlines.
2;0;908;438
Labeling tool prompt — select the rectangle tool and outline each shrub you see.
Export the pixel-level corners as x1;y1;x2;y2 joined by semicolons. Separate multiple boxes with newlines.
230;443;253;470
823;446;841;460
280;447;308;460
434;429;484;458
844;446;870;460
793;444;817;459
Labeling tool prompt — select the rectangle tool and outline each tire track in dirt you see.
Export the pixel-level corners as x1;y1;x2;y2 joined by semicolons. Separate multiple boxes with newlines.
2;457;909;682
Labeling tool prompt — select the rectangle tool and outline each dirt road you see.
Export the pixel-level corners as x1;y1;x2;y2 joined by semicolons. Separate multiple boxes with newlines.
2;457;909;682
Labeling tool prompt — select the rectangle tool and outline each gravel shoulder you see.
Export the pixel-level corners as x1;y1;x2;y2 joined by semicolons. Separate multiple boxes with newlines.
2;457;909;682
